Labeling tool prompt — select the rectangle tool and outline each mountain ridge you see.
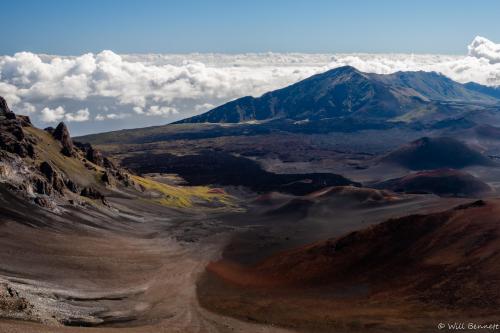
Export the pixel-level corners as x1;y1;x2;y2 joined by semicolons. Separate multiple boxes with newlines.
175;66;499;124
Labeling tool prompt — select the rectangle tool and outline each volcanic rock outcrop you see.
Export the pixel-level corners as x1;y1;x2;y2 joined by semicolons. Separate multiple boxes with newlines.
0;96;132;210
0;97;35;158
51;122;75;157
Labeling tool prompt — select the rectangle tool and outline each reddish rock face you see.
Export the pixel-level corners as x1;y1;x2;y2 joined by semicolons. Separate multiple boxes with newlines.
375;168;491;197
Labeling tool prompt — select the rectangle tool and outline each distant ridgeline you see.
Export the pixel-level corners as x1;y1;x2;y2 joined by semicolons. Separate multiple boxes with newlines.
175;66;500;131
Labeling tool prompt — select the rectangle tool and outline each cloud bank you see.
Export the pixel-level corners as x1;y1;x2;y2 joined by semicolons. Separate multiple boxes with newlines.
0;36;500;135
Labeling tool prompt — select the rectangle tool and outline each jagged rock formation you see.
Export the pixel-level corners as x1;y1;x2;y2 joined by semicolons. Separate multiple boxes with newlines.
73;141;117;169
0;96;133;211
0;97;36;158
39;161;65;194
0;97;12;116
51;122;75;157
75;142;104;166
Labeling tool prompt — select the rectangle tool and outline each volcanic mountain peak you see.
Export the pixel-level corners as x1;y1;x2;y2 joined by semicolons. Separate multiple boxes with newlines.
464;82;500;99
382;136;494;170
176;66;499;125
310;65;369;83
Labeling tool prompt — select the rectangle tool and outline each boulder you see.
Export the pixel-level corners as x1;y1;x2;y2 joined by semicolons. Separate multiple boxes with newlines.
74;142;104;166
39;161;55;182
34;196;56;209
101;171;111;185
80;187;104;199
52;122;75;157
34;179;52;195
64;178;80;193
39;161;65;194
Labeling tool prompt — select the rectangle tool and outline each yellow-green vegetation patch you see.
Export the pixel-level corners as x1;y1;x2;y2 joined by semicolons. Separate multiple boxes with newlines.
130;175;235;209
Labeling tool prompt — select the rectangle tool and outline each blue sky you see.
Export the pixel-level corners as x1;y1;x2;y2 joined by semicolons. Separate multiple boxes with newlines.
1;0;500;55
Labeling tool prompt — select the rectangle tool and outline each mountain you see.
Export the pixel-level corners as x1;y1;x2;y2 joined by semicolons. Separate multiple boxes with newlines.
78;68;500;146
208;199;493;289
382;137;494;170
374;169;491;197
464;82;500;99
176;66;499;124
200;200;500;331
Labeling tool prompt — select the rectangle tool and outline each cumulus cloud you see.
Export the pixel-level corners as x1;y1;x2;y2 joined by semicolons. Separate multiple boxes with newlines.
195;103;215;113
146;105;179;116
95;112;128;121
133;106;144;114
40;106;65;122
1;36;500;134
64;108;90;122
468;36;500;64
17;102;36;114
40;106;90;123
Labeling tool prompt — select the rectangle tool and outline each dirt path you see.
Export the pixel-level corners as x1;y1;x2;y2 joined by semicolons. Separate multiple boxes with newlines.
0;216;294;333
0;236;294;333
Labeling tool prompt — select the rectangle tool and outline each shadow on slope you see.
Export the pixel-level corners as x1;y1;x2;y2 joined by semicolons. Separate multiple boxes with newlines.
199;199;500;332
121;151;360;196
381;137;494;170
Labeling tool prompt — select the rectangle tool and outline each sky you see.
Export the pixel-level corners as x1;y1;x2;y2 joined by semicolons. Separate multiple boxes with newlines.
2;0;500;55
1;1;500;135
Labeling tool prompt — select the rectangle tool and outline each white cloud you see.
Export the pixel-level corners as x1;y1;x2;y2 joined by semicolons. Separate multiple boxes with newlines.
40;106;65;122
17;102;36;114
95;112;128;121
133;106;144;114
40;106;90;123
64;108;90;122
195;103;215;112
468;36;500;64
146;105;179;116
0;82;21;106
1;36;500;133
